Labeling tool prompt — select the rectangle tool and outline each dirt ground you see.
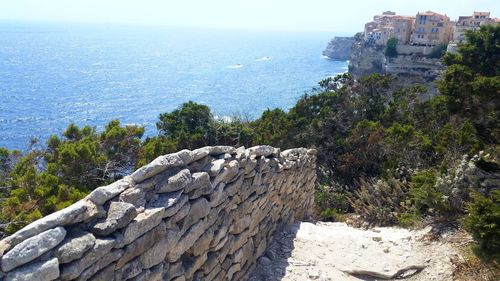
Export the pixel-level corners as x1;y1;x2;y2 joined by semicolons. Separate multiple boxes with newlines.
248;222;466;281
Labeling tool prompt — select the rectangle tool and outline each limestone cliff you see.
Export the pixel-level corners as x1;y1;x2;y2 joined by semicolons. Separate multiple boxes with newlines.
347;33;443;95
322;35;356;60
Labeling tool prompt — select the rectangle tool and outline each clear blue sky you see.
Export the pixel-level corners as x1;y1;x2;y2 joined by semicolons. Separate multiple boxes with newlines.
0;0;498;33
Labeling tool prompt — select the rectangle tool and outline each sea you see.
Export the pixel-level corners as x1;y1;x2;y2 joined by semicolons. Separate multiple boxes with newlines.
0;21;348;150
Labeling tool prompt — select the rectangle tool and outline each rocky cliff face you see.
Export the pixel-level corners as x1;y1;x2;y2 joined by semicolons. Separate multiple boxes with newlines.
0;145;316;281
347;34;442;96
322;36;356;60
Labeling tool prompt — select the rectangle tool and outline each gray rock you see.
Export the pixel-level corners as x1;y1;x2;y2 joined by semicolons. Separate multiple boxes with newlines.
166;219;208;262
206;146;236;156
209;182;226;207
5;257;59;281
185;172;212;194
131;153;185;183
230;214;251;234
167;261;185;279
180;198;210;233
91;202;137;236
55;231;96;264
0;201;86;256
189;227;214;256
247;145;274;157
191;147;210;162
183;252;208;280
139;235;169;269
119;187;146;208
121;207;164;245
115;257;142;280
77;249;122;281
86;178;131;205
156;169;192;193
116;222;166;269
2;227;66;272
148;190;187;217
88;264;115;281
203;159;225;177
167;202;191;229
59;238;116;280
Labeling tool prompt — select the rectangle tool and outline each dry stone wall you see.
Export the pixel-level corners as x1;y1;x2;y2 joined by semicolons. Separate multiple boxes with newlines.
0;145;316;281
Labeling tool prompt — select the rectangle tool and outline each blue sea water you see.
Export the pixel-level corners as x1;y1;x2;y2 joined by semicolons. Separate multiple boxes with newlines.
0;22;348;150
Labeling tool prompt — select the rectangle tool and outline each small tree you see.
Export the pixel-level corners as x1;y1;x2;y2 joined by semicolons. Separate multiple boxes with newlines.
385;38;398;58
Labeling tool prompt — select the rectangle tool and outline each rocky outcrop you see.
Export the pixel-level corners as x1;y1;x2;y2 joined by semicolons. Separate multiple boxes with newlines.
347;33;442;96
322;35;357;60
0;145;316;281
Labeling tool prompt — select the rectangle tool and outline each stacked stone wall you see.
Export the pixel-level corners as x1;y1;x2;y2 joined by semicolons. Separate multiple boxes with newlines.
0;145;316;281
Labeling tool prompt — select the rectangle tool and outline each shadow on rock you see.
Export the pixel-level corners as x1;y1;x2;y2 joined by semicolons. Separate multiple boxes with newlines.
247;223;300;281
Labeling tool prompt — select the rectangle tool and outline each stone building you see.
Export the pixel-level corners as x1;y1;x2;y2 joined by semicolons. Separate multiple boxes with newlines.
453;11;496;43
410;11;453;46
364;11;415;46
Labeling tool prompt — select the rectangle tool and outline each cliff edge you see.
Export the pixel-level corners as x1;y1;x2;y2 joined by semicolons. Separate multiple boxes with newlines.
322;35;357;60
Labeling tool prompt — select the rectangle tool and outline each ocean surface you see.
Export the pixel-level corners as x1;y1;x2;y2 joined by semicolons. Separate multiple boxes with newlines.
0;22;348;150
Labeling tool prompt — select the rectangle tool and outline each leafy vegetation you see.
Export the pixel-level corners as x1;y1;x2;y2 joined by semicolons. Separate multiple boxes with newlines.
0;25;498;263
384;37;398;58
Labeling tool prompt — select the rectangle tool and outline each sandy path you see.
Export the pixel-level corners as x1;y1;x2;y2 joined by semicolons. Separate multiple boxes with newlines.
248;222;458;281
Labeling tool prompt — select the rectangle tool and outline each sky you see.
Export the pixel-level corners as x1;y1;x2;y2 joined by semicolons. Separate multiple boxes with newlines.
0;0;498;33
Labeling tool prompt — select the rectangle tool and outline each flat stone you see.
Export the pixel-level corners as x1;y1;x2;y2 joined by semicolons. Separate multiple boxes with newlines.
166;219;208;262
91;202;137;236
206;146;236;156
60;238;116;281
55;231;96;264
189;227;214;256
131;153;185;183
167;202;191;228
203;159;226;177
115;257;142;280
86;178;131;205
209;182;226;207
183;252;208;280
5;257;59;281
156;169;192;193
88;264;115;281
191;147;210;162
148;191;187;217
121;207;164;245
185;172;212;194
119;187;146;208
116;222;166;269
139;236;169;269
230;214;251;234
180;198;210;233
247;145;274;157
76;249;122;281
2;227;66;272
0;201;87;256
167;261;185;279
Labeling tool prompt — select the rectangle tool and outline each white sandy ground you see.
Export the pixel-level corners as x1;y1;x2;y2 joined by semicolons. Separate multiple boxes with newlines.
248;222;462;281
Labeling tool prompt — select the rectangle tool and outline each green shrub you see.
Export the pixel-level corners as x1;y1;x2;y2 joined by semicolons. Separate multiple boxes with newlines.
396;212;421;228
410;170;446;215
385;38;398;58
427;43;448;59
320;208;346;222
314;185;350;214
463;190;500;257
349;178;411;226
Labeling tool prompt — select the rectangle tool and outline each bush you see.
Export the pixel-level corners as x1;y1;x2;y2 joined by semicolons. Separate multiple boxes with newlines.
463;190;500;257
320;208;346;222
385;38;398;58
314;184;350;214
349;178;411;226
427;43;448;59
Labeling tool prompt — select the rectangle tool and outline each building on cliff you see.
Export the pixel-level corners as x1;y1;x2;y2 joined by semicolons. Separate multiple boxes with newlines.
452;11;497;43
410;11;453;46
364;11;415;46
